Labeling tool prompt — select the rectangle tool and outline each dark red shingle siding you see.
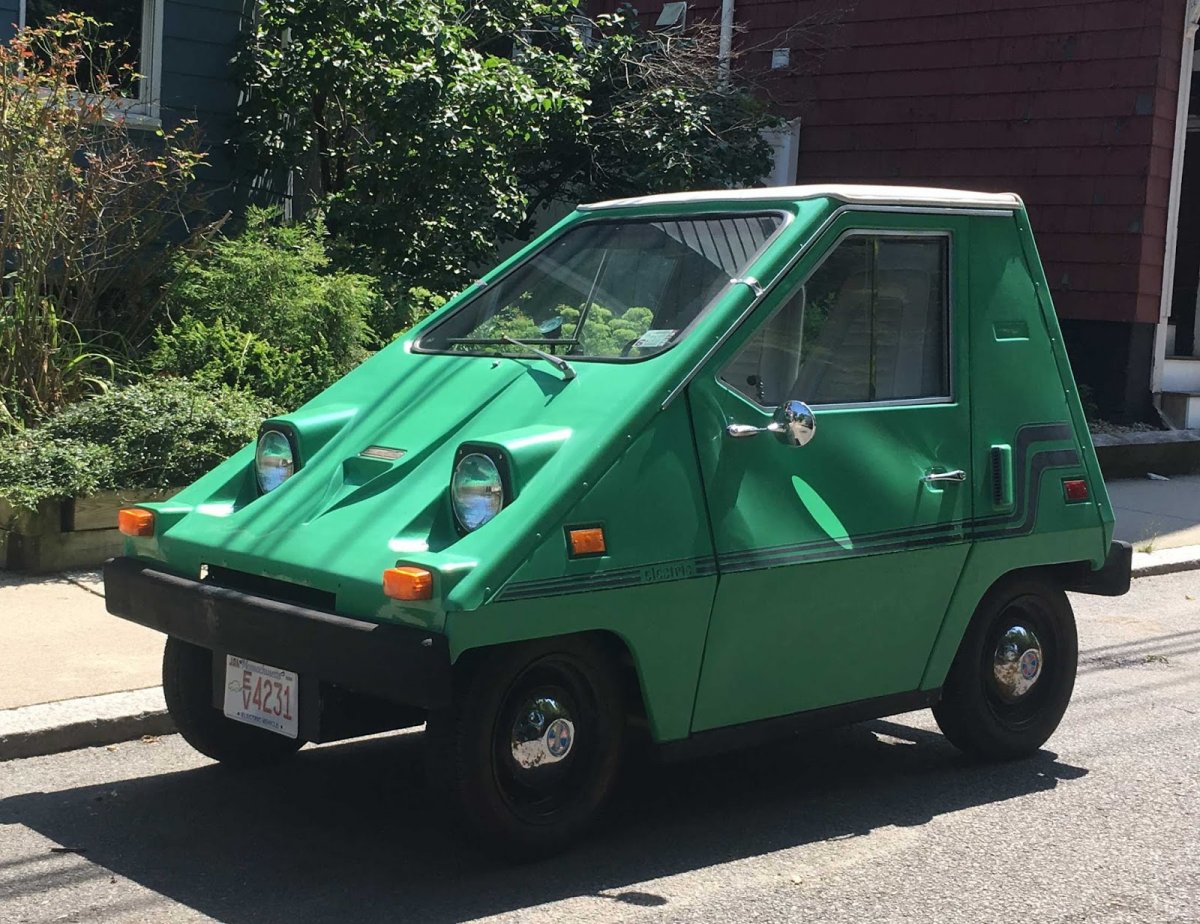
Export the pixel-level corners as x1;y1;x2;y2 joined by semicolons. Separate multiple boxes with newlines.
589;0;1188;324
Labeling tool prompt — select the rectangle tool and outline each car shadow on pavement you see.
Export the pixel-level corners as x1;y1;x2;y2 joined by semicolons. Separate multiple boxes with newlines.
0;718;1087;923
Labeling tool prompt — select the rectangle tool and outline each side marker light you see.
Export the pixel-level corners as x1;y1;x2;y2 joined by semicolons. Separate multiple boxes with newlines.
568;527;607;557
118;508;155;537
383;566;433;601
1063;479;1089;502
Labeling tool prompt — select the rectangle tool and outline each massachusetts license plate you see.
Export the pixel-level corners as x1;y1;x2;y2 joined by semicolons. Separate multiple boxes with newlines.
223;655;298;738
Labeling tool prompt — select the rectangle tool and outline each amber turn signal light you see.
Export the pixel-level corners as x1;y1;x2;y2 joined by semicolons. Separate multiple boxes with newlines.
118;507;155;537
567;527;606;557
383;566;433;601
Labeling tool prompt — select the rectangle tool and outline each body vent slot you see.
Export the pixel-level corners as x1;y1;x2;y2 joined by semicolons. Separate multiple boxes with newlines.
990;444;1014;511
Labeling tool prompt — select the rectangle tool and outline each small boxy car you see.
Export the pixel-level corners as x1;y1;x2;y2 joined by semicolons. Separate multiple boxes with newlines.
106;185;1131;855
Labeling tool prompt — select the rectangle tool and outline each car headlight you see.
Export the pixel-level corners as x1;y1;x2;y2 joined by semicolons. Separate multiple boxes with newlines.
451;452;504;530
256;429;296;493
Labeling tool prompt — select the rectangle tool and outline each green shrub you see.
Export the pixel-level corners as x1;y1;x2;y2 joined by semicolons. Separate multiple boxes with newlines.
148;208;381;408
372;286;449;343
0;379;276;510
0;437;116;511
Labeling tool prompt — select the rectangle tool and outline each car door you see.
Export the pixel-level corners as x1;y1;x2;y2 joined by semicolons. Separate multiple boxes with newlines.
687;211;974;732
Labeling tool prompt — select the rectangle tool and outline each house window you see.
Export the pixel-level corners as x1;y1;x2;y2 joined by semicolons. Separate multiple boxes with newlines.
721;233;951;407
19;0;162;121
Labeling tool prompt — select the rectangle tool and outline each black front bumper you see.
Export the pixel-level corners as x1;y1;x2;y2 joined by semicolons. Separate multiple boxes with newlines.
103;557;451;710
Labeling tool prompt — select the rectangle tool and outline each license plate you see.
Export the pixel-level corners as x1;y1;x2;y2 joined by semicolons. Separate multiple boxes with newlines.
223;655;298;739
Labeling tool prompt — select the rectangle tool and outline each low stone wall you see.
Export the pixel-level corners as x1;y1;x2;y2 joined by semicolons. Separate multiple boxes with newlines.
1092;430;1200;480
0;489;177;573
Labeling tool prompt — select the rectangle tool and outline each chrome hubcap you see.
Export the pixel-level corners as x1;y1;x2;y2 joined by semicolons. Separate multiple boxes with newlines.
510;696;575;770
992;625;1044;701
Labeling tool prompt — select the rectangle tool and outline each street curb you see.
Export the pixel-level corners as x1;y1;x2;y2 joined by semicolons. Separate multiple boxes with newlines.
0;688;173;762
1131;544;1200;578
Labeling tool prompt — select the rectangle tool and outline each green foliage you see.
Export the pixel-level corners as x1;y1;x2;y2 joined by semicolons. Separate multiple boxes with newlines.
0;14;207;431
0;379;275;510
149;208;380;408
237;0;582;290
372;286;449;343
527;13;779;210
236;2;781;292
0;437;116;511
466;301;654;358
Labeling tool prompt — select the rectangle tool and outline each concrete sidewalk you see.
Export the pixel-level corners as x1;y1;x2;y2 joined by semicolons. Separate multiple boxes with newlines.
1107;474;1200;551
2;474;1199;760
0;570;163;711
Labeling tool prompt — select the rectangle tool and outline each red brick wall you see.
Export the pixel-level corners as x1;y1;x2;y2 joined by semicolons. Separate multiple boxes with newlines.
588;0;1187;325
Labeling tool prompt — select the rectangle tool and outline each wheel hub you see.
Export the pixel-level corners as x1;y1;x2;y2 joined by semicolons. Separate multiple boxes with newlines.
510;696;576;770
992;624;1044;701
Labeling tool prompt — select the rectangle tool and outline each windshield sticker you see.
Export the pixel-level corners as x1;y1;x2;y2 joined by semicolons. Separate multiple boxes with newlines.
633;329;677;349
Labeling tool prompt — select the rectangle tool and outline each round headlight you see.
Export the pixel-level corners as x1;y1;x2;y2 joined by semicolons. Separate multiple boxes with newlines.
256;429;295;493
452;453;504;530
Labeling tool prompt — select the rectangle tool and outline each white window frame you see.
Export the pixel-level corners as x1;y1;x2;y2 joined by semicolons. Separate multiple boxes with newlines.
18;0;163;127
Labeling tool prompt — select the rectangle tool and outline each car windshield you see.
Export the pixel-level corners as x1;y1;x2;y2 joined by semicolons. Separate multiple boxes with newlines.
417;214;784;361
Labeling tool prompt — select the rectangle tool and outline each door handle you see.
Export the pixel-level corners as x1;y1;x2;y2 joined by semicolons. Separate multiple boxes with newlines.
922;469;967;484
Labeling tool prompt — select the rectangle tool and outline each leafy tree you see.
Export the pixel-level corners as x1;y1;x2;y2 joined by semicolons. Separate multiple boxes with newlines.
235;1;780;299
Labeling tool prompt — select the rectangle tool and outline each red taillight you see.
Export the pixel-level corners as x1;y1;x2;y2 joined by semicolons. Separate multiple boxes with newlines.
1063;479;1089;502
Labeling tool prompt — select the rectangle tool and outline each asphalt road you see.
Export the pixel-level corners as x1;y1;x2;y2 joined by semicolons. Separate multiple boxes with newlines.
1;571;1197;924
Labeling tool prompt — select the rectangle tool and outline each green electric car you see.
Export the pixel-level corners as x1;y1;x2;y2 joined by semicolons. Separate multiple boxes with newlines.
105;184;1130;855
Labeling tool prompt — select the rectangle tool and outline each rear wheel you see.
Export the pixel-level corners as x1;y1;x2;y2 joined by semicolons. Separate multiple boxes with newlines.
425;636;625;858
933;575;1077;759
162;637;303;767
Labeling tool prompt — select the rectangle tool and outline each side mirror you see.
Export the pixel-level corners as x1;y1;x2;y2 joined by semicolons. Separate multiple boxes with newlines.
771;399;816;447
726;399;816;446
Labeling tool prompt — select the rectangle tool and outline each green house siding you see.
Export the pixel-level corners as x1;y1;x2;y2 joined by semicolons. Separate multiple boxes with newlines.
0;0;259;216
159;0;250;215
0;2;20;40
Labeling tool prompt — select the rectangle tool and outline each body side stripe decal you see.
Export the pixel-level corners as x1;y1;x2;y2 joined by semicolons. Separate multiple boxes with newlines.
494;423;1081;602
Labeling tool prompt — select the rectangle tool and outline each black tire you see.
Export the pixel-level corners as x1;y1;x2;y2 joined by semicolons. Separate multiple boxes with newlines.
425;635;626;858
933;574;1077;759
162;637;303;767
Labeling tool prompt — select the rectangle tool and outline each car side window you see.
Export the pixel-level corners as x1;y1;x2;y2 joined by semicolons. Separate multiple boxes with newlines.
721;233;951;407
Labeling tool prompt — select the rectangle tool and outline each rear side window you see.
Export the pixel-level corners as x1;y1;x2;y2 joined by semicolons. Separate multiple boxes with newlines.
722;233;951;407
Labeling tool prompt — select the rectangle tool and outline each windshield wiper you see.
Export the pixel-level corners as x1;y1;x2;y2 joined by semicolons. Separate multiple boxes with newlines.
502;336;577;382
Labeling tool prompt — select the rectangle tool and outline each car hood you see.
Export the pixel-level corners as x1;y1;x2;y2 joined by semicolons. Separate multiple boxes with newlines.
140;340;712;625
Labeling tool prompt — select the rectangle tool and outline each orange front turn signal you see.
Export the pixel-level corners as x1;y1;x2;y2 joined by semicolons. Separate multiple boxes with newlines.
567;527;606;557
383;566;433;601
118;507;155;537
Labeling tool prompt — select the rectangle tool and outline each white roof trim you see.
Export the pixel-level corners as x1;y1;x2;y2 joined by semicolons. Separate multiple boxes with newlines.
579;184;1023;211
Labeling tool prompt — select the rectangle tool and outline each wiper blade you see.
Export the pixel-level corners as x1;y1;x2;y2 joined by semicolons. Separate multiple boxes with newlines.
502;336;577;382
446;336;579;347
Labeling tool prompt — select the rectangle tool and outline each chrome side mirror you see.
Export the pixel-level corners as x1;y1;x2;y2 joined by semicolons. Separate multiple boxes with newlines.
725;399;816;446
772;400;816;447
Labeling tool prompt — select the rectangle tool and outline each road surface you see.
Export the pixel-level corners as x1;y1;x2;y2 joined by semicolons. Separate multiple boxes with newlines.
1;571;1197;923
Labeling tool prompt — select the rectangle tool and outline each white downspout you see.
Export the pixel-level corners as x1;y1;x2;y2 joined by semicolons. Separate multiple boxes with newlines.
1153;0;1200;395
718;0;735;88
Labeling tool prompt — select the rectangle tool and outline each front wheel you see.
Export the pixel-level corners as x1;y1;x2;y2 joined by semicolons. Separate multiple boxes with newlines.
933;575;1078;759
163;637;304;767
425;636;626;858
